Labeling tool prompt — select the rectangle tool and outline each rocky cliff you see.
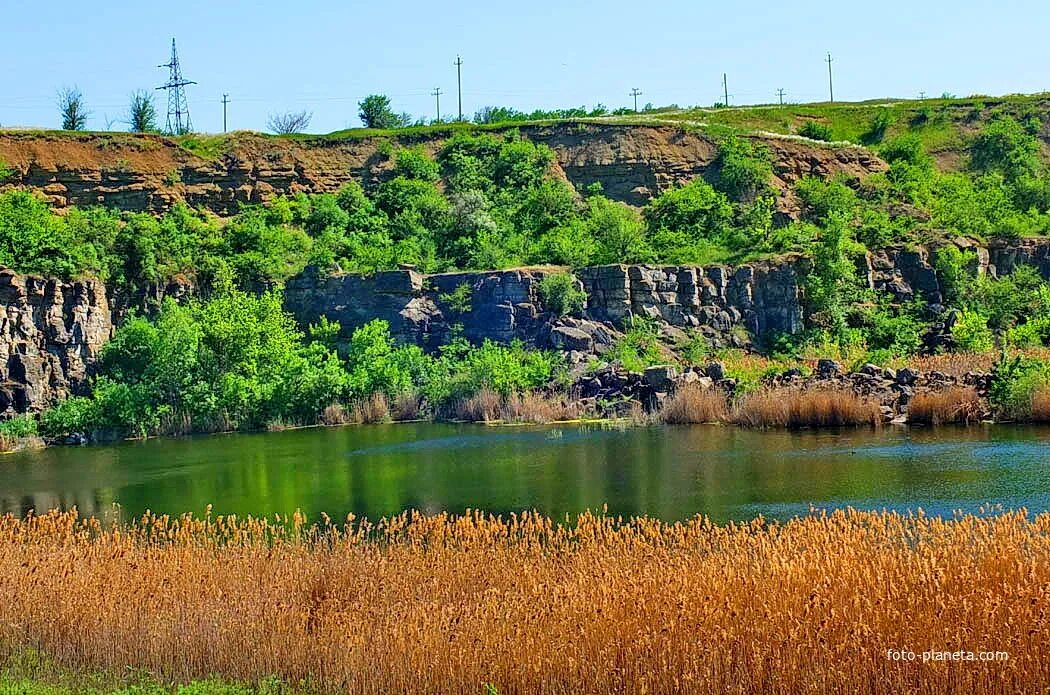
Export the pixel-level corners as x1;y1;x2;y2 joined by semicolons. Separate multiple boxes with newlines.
4;237;1050;419
0;270;111;418
0;124;886;217
283;238;1050;362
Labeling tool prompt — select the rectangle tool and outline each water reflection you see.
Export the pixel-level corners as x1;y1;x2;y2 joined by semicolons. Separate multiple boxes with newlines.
2;423;1049;522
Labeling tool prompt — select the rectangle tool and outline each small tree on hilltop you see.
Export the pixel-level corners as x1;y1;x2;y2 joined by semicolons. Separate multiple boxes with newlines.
57;86;89;131
358;94;400;129
267;110;313;134
126;90;158;133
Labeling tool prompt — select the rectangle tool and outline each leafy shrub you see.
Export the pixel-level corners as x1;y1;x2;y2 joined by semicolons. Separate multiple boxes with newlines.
394;146;440;181
951;310;994;352
932;246;976;306
605;318;664;372
440;282;473;314
39;397;102;438
863;110;894;144
0;415;37;441
798;121;833;141
989;356;1050;420
537;273;587;317
712;136;772;201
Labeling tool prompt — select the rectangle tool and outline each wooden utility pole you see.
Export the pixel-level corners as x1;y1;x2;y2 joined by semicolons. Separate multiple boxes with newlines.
454;55;464;121
826;53;834;102
432;87;442;122
777;88;785;105
630;87;642;112
723;73;729;106
221;93;229;133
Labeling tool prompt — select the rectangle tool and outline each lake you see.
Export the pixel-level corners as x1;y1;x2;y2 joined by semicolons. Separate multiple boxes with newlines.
2;423;1049;522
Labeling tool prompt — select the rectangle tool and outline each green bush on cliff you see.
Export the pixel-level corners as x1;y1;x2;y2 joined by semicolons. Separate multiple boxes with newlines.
537;273;587;317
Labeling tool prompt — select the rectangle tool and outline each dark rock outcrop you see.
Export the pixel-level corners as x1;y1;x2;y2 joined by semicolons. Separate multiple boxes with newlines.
0;269;111;418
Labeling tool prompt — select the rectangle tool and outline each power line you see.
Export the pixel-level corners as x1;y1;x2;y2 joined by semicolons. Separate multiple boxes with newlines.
454;55;464;121
156;38;196;135
431;87;442;122
630;87;642;112
826;52;834;103
221;94;230;133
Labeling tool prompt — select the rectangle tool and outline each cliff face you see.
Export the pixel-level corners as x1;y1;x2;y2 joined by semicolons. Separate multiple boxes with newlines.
4;238;1050;418
0;270;111;418
0;124;886;217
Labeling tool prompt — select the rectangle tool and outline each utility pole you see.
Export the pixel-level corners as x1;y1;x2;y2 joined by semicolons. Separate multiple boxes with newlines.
919;91;926;100
777;88;785;105
156;38;196;135
630;87;642;112
221;93;229;133
432;87;442;122
826;52;834;103
723;73;729;106
454;55;463;121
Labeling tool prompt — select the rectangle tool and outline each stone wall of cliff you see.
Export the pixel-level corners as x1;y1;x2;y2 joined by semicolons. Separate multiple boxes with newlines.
4;237;1050;419
0;270;111;418
0;124;886;218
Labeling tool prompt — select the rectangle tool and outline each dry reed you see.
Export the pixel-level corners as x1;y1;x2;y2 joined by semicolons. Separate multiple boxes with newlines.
1030;386;1050;423
348;393;391;424
659;383;728;424
733;387;882;428
454;387;503;422
390;392;422;421
500;391;581;424
0;508;1047;694
908;387;985;425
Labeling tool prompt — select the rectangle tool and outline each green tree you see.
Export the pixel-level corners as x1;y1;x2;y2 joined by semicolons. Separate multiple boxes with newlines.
126;90;158;133
358;94;401;129
57;86;88;131
712;136;772;202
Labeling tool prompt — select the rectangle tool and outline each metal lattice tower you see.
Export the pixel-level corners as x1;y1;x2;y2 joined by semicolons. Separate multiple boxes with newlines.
156;38;196;135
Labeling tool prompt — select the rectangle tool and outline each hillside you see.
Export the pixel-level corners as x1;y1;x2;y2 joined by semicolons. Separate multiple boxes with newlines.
620;92;1050;170
0;123;884;218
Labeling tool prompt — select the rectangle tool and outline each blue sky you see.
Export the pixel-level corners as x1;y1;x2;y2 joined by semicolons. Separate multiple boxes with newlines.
1;0;1047;133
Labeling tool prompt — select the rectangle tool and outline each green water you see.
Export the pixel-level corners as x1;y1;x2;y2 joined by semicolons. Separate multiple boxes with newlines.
2;423;1050;522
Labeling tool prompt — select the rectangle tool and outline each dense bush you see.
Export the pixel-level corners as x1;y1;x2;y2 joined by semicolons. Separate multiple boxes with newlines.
798;122;833;141
537;273;587;317
989;356;1050;421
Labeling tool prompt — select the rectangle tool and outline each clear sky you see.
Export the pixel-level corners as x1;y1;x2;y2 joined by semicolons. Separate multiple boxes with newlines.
1;0;1047;134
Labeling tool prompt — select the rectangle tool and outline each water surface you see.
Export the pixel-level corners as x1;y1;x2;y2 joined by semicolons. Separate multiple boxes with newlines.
2;423;1049;522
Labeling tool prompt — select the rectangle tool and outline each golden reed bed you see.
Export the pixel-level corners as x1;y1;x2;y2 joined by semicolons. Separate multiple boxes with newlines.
1;508;1049;694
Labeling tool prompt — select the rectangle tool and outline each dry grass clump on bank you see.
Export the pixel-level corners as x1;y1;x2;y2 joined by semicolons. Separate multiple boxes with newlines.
454;388;582;423
348;393;391;424
732;387;882;428
908;387;985;425
1;508;1048;693
659;383;728;424
500;391;582;424
1030;386;1050;423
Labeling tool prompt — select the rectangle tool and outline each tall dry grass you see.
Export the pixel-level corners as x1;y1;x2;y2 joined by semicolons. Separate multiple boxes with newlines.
908;387;985;425
0;508;1048;693
348;393;391;424
659;383;728;424
1031;386;1050;423
455;389;582;423
732;387;882;428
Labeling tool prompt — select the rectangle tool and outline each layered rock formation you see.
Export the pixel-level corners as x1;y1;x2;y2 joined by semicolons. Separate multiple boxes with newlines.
0;270;111;417
3;237;1050;418
283;258;805;358
0;125;886;217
